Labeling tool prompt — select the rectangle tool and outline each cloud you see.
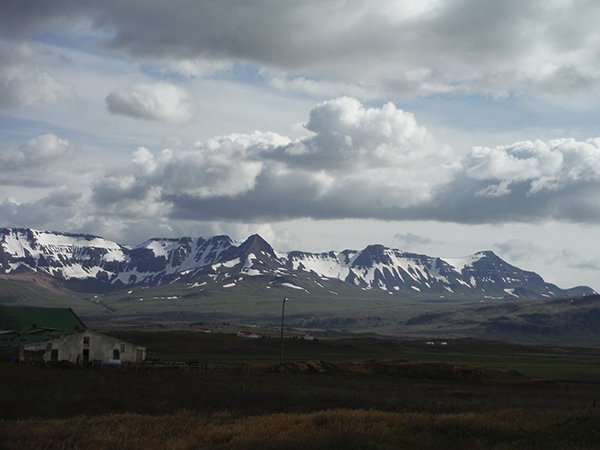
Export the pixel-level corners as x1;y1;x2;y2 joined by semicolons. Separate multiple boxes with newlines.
0;189;83;231
494;239;545;262
169;58;232;78
557;249;600;271
91;97;457;221
267;74;376;99
87;96;600;226
5;96;600;232
0;41;74;108
464;138;600;194
393;232;433;249
439;137;600;223
0;134;77;187
0;93;599;273
105;82;196;123
4;1;600;98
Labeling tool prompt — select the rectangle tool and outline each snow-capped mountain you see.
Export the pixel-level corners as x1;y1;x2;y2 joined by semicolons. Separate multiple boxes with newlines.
0;227;594;299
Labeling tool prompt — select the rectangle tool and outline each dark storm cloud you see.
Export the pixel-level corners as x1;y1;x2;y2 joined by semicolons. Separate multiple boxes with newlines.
3;1;600;97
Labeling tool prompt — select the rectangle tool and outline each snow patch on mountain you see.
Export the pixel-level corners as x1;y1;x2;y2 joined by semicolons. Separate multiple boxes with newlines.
282;282;309;293
288;252;351;279
441;253;485;274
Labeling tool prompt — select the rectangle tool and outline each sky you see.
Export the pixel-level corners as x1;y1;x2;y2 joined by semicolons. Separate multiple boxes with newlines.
1;0;600;291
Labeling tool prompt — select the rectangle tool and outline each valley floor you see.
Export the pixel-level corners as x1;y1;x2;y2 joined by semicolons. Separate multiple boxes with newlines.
0;329;600;450
1;332;600;449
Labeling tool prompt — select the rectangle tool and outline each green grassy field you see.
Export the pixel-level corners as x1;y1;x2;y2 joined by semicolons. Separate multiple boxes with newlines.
100;329;600;381
1;334;600;420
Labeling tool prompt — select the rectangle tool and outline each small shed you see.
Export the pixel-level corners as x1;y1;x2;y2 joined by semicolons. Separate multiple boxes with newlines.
0;306;145;364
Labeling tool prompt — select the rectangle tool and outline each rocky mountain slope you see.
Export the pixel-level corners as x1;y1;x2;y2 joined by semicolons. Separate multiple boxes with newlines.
0;227;594;300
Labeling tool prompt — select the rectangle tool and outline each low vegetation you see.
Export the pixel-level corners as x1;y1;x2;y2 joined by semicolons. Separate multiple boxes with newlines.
1;330;599;448
2;408;599;450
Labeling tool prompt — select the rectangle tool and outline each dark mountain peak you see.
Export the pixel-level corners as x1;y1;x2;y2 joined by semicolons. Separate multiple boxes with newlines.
193;235;236;264
470;251;522;272
352;244;391;267
364;244;386;251
204;234;283;274
237;234;277;258
204;235;236;247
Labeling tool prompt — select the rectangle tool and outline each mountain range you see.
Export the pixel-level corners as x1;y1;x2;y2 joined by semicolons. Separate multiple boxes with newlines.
0;227;594;300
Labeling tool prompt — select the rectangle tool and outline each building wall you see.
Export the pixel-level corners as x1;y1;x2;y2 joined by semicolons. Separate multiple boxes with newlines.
21;330;145;364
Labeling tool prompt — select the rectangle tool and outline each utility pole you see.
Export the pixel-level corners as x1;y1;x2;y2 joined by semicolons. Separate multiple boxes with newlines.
280;297;288;364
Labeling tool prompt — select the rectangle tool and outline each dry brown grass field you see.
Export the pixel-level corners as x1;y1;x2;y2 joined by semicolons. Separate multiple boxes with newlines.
2;408;599;449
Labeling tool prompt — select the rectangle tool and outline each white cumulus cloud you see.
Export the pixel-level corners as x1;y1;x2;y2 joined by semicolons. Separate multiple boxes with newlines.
5;96;600;251
464;138;600;196
91;97;458;221
105;82;196;124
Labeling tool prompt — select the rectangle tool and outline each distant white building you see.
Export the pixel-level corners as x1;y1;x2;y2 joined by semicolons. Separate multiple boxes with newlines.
303;334;315;341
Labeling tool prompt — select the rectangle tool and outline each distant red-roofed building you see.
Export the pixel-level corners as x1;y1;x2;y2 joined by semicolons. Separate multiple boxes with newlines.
237;330;259;339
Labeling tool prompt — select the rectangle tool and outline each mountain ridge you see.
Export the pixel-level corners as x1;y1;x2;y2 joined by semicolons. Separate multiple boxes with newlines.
0;227;594;300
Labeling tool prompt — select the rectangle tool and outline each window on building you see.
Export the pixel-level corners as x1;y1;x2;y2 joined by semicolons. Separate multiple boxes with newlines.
113;349;120;360
50;349;58;362
83;336;90;345
120;343;125;353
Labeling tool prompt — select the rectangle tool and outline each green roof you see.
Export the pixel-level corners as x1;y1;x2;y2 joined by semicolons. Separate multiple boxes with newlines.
0;330;74;347
0;306;86;334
